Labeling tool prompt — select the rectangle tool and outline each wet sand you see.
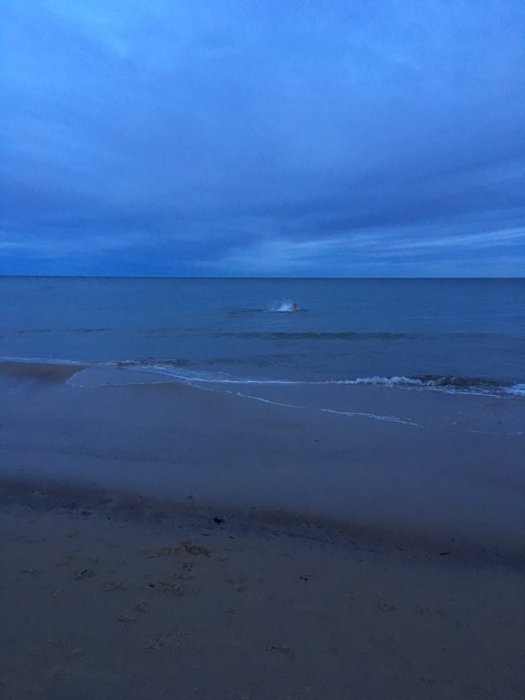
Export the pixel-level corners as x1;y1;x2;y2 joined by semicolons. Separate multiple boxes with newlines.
1;363;524;554
0;362;524;698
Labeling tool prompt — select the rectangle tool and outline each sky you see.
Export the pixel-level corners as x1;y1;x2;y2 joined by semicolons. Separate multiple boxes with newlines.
1;0;524;277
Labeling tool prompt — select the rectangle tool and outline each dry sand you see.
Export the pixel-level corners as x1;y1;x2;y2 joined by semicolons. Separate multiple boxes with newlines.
1;495;524;700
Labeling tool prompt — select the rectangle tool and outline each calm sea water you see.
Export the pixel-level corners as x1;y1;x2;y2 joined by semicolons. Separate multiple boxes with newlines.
1;277;524;395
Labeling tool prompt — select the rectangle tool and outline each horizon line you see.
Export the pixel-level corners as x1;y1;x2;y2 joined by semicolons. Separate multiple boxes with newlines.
0;274;524;281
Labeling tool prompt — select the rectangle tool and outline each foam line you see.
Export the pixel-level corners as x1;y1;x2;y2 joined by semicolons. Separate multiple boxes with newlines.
226;389;420;427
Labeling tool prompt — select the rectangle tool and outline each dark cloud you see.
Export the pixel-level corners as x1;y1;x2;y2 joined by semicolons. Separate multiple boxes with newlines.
1;0;524;276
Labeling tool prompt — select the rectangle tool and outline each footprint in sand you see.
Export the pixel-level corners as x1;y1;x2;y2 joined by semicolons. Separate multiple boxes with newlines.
104;581;127;592
147;580;185;596
180;541;211;557
145;632;194;651
143;541;211;559
55;554;75;567
227;576;248;593
377;594;396;612
66;648;84;660
415;605;448;617
74;568;96;580
117;614;139;624
267;644;292;655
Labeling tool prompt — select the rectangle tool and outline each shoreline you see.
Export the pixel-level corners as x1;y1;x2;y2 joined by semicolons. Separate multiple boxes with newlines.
1;361;524;556
2;356;525;398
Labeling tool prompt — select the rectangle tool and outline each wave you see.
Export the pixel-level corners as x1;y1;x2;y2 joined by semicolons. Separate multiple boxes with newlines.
0;356;85;366
218;331;421;341
217;330;525;342
505;383;525;397
1;357;523;398
13;327;109;335
337;375;525;397
115;358;191;368
113;362;525;398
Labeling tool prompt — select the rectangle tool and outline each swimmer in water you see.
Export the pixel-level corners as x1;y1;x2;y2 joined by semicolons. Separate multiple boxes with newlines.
292;303;301;312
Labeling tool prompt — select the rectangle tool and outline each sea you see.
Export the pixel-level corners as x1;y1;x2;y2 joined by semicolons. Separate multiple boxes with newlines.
1;276;524;397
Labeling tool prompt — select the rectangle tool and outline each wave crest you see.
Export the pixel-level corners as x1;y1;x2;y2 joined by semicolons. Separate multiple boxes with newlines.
344;375;524;397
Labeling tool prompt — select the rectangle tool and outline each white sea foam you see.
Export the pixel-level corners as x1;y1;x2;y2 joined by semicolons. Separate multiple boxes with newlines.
268;300;297;312
341;376;425;388
233;390;419;426
2;356;523;400
172;382;420;427
0;355;84;366
121;364;524;398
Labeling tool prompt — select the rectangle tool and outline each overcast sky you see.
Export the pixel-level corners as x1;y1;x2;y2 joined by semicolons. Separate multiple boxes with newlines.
1;0;524;276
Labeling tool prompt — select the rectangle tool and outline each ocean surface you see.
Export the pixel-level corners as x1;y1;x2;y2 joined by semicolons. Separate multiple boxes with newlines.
1;276;524;397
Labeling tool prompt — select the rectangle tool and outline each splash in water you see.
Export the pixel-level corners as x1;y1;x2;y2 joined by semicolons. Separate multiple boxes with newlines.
269;300;302;312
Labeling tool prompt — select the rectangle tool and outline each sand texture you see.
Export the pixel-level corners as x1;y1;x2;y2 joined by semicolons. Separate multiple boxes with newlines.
1;363;524;698
1;500;524;700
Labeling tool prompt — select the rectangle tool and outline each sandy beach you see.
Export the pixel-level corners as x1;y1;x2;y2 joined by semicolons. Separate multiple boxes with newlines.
1;361;524;698
1;493;524;700
1;362;524;554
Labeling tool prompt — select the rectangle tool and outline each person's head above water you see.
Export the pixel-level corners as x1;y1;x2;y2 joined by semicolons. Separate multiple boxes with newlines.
292;303;301;311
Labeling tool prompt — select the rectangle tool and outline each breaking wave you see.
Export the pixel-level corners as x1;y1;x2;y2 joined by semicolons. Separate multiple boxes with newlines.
113;361;524;398
1;357;523;398
340;375;525;397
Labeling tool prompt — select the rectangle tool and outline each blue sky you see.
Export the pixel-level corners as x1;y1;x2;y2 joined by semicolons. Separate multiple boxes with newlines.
1;0;524;277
